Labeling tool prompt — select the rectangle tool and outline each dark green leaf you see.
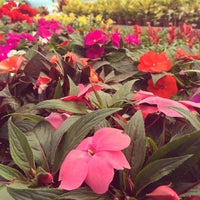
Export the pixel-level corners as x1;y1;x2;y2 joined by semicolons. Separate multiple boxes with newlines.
7;183;65;200
67;75;79;96
53;108;121;173
134;155;192;195
0;164;26;181
53;79;63;99
180;183;200;197
124;111;146;179
109;80;136;107
148;130;200;163
33;99;88;114
57;187;111;200
8;113;43;123
8;118;35;176
167;106;200;130
26;121;55;171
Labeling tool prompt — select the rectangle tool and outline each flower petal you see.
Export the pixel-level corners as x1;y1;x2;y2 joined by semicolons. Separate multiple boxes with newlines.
85;154;114;194
92;128;131;151
96;151;130;170
59;150;89;190
138;96;189;117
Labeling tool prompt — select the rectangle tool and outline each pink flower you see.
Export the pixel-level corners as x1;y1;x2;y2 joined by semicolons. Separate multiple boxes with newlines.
133;90;190;118
59;128;131;194
84;30;107;46
111;32;120;48
45;112;70;131
61;83;102;102
146;185;179;200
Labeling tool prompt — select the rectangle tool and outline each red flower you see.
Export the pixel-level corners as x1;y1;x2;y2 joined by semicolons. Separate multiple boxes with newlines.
138;51;172;73
147;75;178;98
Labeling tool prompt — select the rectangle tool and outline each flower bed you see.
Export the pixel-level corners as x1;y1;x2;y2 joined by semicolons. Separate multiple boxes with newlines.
1;1;200;200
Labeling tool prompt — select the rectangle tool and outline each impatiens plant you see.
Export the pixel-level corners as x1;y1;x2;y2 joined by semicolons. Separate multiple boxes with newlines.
0;2;200;199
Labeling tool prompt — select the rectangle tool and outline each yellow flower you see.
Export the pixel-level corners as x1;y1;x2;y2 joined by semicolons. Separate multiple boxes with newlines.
95;14;102;22
77;16;87;26
106;18;113;25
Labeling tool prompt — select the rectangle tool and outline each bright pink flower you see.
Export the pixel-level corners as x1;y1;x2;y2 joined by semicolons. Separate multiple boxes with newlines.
133;90;190;118
84;30;107;46
125;33;141;45
59;128;131;194
146;185;179;200
66;25;75;34
45;112;70;131
111;32;120;48
61;84;102;102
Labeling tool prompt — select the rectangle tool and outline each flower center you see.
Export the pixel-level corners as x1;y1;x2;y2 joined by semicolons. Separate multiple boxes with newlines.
87;149;94;156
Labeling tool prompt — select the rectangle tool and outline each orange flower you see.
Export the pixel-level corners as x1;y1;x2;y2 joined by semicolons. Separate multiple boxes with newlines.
138;51;172;73
64;52;77;67
50;55;59;64
80;57;89;68
89;68;102;83
175;48;199;61
147;75;178;98
0;55;24;74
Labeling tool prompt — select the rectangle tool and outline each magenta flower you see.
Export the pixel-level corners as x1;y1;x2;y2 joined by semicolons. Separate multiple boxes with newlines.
189;88;200;103
59;127;131;194
84;30;107;46
86;45;104;59
146;185;179;200
111;32;121;48
125;33;141;45
66;25;75;34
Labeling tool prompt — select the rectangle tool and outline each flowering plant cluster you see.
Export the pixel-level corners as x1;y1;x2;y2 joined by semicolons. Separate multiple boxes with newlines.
1;2;200;200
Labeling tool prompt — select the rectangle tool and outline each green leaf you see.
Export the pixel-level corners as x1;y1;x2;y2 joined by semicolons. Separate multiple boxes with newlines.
109;80;136;107
67;75;79;96
0;186;15;200
180;183;200;197
0;164;26;181
57;187;111;200
105;49;126;63
148;130;200;163
53;108;121;173
134;155;193;195
53;79;63;99
8;118;36;176
7;113;43;123
26;121;55;171
33;99;88;114
124;111;146;179
7;183;65;200
167;106;200;130
69;33;84;47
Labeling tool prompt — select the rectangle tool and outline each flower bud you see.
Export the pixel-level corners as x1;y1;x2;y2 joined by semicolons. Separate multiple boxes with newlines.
37;173;53;186
146;185;179;200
